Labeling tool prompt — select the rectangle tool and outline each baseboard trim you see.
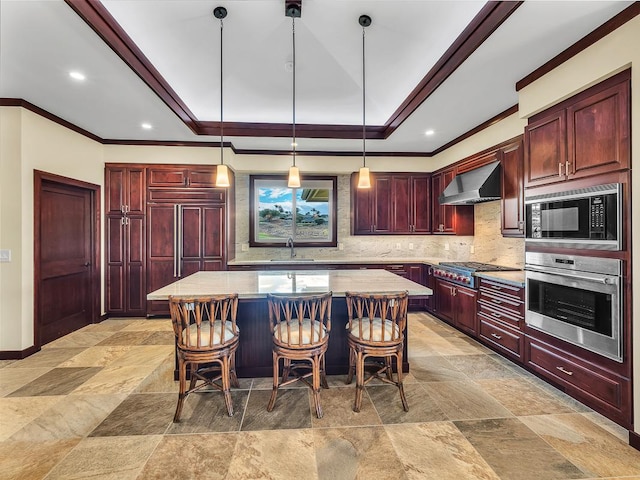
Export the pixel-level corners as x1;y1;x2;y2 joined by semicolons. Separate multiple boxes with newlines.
0;345;40;360
630;430;640;451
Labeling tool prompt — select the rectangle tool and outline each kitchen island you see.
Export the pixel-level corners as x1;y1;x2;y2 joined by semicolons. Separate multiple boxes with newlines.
147;269;432;377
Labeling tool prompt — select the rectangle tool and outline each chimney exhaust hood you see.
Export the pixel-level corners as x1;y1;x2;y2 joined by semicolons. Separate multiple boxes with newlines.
438;161;501;206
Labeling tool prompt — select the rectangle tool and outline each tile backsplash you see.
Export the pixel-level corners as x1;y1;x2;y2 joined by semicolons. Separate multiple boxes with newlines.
233;173;524;267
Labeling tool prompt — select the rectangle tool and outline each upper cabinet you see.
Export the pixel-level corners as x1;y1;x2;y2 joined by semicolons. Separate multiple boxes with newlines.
524;70;630;189
500;138;525;237
431;167;474;236
351;173;430;235
106;166;146;215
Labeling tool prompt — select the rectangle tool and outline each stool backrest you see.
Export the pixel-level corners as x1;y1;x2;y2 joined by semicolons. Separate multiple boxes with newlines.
169;294;239;350
345;291;409;343
267;292;332;347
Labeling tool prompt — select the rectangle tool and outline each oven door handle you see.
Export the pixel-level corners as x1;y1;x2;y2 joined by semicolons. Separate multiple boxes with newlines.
525;266;619;286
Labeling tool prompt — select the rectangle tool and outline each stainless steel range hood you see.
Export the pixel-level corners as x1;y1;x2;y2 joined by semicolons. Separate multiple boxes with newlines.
438;161;501;205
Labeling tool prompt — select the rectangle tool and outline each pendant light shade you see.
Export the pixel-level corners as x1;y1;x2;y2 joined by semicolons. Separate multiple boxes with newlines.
214;6;230;188
357;14;372;189
287;4;301;188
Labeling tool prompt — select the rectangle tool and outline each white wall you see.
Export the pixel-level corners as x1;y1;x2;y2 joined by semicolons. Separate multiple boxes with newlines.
0;108;104;350
517;15;639;435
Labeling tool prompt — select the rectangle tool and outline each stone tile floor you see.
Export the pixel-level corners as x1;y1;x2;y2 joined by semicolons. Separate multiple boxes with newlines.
1;312;639;479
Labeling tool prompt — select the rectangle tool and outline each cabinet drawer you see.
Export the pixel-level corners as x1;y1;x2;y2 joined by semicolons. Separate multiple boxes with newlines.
527;340;623;410
478;278;524;302
477;302;522;330
478;291;524;318
479;316;523;360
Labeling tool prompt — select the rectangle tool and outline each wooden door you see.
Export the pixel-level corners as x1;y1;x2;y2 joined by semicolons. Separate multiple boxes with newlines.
411;175;431;233
524;111;567;187
146;204;177;315
351;173;373;234
501;139;525;237
35;173;99;346
391;175;411;233
455;285;478;336
567;79;630;179
181;204;225;276
372;175;392;233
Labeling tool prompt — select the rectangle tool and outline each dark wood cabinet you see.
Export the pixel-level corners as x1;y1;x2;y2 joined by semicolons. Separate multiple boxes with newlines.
424;264;436;313
431;168;474;236
105;166;146;315
524;70;630;188
106;166;146;215
434;278;477;335
477;277;524;361
500;139;525;237
147;202;227;316
147;166;220;188
351;173;430;235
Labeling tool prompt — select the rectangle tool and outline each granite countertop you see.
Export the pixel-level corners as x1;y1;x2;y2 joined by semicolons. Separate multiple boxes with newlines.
227;257;444;266
147;269;433;300
475;270;526;287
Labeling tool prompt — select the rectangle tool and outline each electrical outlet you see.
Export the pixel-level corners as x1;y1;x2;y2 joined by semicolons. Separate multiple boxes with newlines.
444;243;450;251
409;243;414;250
470;245;475;254
338;243;344;251
0;249;11;262
241;244;249;252
395;243;401;250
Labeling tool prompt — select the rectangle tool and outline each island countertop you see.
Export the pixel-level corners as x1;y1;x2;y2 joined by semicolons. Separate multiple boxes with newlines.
147;269;432;300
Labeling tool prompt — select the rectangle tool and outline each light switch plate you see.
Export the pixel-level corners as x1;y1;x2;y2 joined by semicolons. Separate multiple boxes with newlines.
0;249;11;262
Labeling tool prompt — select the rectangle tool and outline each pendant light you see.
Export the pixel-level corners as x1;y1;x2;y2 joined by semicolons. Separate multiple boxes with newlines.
357;14;372;189
286;3;301;188
214;6;230;188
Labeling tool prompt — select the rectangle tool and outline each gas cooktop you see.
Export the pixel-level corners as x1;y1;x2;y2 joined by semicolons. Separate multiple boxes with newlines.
433;262;520;288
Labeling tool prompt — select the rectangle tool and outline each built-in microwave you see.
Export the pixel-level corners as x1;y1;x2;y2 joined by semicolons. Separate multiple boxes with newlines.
525;183;622;251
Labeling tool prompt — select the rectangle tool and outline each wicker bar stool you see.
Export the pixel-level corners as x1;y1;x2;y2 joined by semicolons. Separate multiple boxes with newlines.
266;292;332;419
169;294;240;421
345;291;409;412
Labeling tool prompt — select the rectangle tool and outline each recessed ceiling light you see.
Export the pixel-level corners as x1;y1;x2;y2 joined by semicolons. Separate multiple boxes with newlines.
291;141;298;147
141;123;153;130
69;71;86;81
425;129;435;136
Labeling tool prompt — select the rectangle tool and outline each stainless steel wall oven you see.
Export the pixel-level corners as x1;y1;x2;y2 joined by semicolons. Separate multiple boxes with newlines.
525;252;623;362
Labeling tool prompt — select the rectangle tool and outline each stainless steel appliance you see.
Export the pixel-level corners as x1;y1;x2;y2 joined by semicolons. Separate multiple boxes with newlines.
525;183;622;250
433;262;520;289
525;252;623;362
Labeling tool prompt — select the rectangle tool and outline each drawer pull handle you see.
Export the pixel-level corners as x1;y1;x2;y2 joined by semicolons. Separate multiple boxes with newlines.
556;366;574;376
492;286;502;290
491;299;502;304
490;333;502;340
491;312;502;318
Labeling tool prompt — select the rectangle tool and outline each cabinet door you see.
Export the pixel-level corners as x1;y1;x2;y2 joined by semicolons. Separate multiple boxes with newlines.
424;265;436;313
500;139;525;237
126;216;146;314
407;264;424;310
351;173;373;234
372;175;392;233
454;285;478;336
411;175;431;233
106;167;145;215
567;80;630;179
181;204;225;276
432;169;456;234
187;167;218;187
434;278;455;323
148;167;187;187
391;176;411;233
524;111;567;188
147;204;177;315
106;216;125;313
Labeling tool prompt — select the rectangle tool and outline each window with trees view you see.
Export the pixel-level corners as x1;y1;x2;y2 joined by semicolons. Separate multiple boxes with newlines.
249;175;337;247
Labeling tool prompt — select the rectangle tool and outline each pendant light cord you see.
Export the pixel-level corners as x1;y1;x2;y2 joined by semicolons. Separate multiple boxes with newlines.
219;16;224;165
362;23;366;168
292;16;296;167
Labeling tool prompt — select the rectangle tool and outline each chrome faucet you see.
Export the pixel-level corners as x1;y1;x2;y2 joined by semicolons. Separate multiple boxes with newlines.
286;236;296;258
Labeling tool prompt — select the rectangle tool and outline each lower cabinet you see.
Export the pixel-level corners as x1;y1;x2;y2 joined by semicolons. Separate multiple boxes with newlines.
525;337;631;428
434;278;477;336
